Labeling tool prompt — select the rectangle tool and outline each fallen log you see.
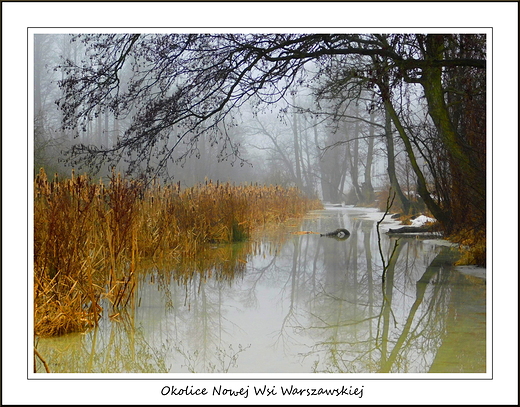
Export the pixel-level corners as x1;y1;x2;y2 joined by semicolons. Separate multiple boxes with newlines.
387;225;434;234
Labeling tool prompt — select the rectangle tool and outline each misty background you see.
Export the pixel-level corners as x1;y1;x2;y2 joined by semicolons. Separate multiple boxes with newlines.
33;34;419;205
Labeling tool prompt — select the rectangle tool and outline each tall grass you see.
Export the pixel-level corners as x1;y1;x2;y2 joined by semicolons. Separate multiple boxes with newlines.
34;168;322;336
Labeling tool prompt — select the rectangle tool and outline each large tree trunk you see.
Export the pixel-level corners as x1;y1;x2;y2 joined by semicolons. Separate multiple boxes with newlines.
292;100;303;190
350;105;363;202
384;104;411;214
301;127;315;196
420;35;486;231
422;35;478;184
104;109;109;148
314;125;332;202
34;36;43;129
383;97;450;226
362;111;376;204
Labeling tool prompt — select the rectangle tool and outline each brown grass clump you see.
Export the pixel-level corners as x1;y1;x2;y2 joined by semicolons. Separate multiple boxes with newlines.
34;169;322;336
449;228;486;267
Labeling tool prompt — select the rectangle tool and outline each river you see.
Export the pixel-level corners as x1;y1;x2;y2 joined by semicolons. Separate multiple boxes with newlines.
34;206;486;374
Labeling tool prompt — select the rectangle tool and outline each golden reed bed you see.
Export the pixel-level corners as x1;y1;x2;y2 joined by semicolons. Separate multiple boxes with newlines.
33;168;322;337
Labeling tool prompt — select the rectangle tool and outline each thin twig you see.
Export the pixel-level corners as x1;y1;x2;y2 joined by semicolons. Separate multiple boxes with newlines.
34;348;51;373
376;190;397;280
375;189;400;331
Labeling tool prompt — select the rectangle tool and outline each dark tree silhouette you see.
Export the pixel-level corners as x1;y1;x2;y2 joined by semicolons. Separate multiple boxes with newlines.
57;33;486;254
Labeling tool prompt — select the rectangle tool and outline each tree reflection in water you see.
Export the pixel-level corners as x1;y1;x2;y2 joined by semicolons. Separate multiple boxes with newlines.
35;208;486;373
292;211;485;373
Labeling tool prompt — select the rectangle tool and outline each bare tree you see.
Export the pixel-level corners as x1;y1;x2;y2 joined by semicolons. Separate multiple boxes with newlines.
56;33;486;247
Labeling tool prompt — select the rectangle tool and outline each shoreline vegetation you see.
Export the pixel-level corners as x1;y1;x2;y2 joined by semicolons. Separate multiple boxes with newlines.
33;168;484;339
34;168;323;337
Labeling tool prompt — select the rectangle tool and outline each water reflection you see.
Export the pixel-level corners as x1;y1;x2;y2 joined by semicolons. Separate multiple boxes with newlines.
35;207;486;373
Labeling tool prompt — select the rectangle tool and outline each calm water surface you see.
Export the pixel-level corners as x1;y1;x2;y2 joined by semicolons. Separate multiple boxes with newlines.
35;207;486;373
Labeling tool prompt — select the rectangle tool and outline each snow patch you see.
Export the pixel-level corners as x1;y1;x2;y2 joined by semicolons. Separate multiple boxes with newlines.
411;215;436;227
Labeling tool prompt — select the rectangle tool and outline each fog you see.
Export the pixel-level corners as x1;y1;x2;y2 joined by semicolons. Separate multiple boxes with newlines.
33;34;413;205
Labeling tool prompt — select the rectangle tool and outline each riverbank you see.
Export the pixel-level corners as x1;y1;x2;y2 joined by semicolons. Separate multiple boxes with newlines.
34;169;323;337
323;204;486;280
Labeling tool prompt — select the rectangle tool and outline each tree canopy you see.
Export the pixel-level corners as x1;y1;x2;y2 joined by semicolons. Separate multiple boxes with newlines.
55;33;486;247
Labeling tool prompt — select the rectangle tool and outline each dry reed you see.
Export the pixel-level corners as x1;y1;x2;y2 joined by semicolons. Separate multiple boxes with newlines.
34;168;322;336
